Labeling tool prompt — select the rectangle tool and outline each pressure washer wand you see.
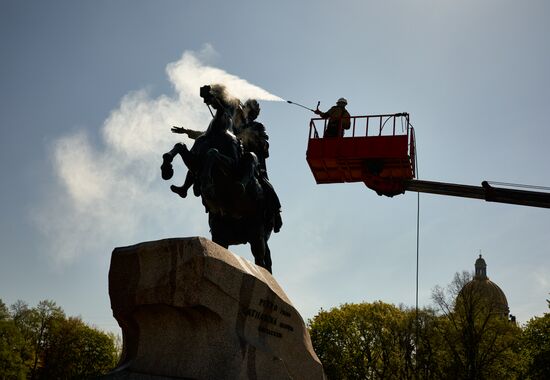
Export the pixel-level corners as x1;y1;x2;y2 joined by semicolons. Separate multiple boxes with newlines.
286;100;320;113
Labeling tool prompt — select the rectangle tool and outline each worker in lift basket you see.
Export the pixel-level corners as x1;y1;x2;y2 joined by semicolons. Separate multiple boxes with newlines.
314;97;351;137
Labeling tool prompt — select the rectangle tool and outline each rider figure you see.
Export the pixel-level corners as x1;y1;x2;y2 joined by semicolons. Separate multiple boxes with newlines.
239;99;282;232
239;100;269;174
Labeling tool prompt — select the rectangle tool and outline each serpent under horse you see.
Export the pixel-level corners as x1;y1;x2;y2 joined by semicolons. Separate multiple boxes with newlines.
161;85;275;272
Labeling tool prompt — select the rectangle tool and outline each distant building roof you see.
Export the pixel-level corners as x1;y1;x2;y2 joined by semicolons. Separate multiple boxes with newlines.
458;255;510;317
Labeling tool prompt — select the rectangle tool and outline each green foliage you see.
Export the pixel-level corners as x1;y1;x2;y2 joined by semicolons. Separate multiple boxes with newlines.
0;300;9;321
10;300;65;379
522;309;550;379
0;318;29;379
404;307;447;379
308;301;444;379
39;317;119;379
0;298;118;380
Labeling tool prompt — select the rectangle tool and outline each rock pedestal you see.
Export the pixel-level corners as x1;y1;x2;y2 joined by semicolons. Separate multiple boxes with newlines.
105;237;325;380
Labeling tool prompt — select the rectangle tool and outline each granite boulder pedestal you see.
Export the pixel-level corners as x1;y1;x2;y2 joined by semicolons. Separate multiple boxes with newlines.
104;237;325;380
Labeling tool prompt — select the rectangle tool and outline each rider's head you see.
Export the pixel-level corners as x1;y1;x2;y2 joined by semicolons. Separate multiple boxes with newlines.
244;99;260;121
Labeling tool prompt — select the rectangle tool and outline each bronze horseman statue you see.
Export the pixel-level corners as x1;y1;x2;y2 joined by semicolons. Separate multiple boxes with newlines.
161;84;282;273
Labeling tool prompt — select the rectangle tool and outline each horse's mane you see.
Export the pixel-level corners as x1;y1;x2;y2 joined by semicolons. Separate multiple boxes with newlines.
209;84;241;114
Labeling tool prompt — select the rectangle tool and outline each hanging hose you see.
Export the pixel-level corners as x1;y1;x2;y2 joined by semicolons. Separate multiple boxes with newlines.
415;189;420;347
414;132;421;351
380;113;409;134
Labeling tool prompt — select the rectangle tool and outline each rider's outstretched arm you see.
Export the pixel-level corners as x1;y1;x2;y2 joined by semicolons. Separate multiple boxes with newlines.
171;126;203;140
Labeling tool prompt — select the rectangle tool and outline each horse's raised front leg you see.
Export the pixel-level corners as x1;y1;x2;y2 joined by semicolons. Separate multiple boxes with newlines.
161;143;183;180
161;142;193;180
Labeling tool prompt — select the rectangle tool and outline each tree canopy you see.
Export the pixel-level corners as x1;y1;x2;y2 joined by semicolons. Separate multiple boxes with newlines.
0;298;119;380
308;301;444;379
308;277;547;379
521;298;550;379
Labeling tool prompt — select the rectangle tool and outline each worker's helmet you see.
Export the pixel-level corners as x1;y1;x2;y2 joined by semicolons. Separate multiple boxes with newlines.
337;97;348;105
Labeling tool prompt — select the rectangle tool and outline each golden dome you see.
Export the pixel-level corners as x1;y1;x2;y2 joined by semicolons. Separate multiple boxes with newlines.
458;255;510;317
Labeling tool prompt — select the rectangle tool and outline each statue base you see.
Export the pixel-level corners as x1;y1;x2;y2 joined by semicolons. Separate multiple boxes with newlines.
103;237;325;380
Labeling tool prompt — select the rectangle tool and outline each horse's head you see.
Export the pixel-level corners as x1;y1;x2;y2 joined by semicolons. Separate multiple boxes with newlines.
200;84;242;135
201;84;240;112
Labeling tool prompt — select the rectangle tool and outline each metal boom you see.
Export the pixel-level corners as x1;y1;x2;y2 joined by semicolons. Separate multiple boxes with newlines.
404;180;550;209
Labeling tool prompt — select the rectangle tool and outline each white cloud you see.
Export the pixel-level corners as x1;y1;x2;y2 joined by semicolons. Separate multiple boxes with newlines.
54;131;112;207
36;45;283;265
533;269;549;289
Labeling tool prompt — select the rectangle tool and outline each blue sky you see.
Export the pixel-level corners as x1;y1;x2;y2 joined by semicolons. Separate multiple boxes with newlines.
1;0;549;333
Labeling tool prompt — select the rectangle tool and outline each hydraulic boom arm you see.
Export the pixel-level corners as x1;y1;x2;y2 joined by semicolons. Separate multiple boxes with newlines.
404;180;550;209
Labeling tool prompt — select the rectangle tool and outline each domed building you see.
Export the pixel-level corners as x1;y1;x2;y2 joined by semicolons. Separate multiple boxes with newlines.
457;255;510;319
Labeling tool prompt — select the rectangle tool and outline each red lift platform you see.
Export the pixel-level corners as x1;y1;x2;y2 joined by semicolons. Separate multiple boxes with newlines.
306;112;550;208
306;113;416;196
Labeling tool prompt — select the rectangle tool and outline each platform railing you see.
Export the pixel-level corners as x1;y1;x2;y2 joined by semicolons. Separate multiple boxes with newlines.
309;113;411;140
308;113;416;177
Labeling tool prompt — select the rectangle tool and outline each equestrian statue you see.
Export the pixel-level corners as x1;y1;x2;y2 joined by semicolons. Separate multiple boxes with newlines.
160;84;282;273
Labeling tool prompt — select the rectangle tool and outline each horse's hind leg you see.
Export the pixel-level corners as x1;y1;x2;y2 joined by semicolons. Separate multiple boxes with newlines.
170;170;194;198
250;238;270;273
264;244;272;274
211;234;229;249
